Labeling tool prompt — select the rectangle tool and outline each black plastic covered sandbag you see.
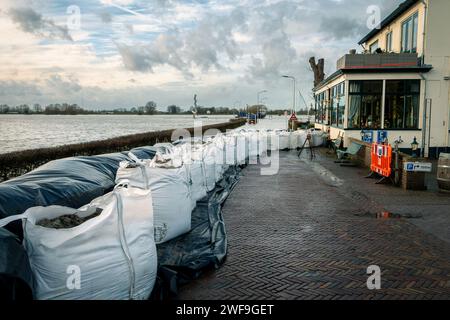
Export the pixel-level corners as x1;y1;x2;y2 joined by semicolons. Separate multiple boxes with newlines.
151;166;241;300
0;227;33;300
128;146;157;160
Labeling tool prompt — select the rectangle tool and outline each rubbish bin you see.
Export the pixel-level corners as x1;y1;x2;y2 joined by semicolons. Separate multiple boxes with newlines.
401;158;431;191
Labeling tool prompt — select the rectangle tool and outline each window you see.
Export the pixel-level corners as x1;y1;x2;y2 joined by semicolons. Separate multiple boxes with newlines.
370;40;379;53
348;81;383;129
330;87;337;126
337;83;346;128
330;82;345;128
315;92;326;124
315;94;321;123
324;91;330;125
401;12;419;53
386;32;393;52
384;80;420;129
315;95;319;123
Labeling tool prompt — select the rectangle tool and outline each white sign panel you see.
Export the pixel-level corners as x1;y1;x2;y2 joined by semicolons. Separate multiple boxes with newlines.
404;162;433;173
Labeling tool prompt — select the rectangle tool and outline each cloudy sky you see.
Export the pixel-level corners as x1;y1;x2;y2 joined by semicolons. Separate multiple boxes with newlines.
0;0;403;110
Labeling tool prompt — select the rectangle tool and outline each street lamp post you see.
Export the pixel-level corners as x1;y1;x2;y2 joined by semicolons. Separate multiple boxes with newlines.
257;90;268;124
282;75;296;131
233;101;241;119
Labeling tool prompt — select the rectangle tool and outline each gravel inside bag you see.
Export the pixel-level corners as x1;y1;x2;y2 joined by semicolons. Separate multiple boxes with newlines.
36;208;103;229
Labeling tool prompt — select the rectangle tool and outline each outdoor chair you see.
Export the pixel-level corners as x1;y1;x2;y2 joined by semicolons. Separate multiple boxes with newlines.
334;141;363;167
328;133;343;154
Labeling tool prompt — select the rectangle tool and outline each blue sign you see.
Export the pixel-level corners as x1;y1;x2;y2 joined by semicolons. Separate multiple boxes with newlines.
361;130;373;143
404;162;433;173
377;130;388;144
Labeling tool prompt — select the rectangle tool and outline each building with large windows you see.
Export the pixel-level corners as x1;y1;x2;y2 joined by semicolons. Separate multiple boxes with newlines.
314;0;450;157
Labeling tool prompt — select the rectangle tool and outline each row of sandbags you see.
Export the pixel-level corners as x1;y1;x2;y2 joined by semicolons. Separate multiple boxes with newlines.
0;132;254;300
264;129;326;150
0;128;325;300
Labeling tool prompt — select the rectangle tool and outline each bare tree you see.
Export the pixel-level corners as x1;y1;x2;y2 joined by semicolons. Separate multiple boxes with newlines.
309;57;325;87
144;101;157;114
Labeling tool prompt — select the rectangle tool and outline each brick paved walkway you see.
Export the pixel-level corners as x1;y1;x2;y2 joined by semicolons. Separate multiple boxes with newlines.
179;151;450;300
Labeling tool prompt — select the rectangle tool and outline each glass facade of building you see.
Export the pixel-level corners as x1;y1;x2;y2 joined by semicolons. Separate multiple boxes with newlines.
348;80;383;129
384;80;420;129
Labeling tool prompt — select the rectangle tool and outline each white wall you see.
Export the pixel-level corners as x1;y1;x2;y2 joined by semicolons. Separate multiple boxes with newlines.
423;0;450;152
363;2;425;55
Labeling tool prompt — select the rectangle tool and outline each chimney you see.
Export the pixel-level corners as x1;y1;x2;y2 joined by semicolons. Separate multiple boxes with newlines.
349;49;357;54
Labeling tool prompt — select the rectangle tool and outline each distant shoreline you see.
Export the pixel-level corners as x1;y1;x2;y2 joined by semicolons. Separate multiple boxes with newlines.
0;113;237;116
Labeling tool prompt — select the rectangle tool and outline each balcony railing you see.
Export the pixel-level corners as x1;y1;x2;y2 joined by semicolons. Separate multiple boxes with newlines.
337;53;420;70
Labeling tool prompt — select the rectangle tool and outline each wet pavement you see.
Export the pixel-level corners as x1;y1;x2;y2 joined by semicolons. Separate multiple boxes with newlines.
179;150;450;300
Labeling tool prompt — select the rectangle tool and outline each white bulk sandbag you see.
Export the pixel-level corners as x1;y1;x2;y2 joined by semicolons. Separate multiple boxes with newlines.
116;153;192;244
257;131;268;156
236;135;246;164
185;161;202;211
172;143;198;210
224;135;237;166
267;132;279;151
203;142;220;185
0;185;157;300
186;160;207;202
311;131;325;147
289;132;298;150
182;145;208;208
247;132;258;160
212;136;226;180
297;131;307;148
278;132;290;150
191;144;210;193
290;130;307;150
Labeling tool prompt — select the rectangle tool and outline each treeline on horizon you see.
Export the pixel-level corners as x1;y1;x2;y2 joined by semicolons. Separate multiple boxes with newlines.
0;101;315;116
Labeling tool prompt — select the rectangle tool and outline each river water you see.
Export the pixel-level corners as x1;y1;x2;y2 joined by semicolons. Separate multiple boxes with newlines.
0;114;315;154
0;114;234;154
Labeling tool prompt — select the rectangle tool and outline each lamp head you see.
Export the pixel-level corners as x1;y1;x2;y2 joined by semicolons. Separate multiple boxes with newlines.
411;137;419;151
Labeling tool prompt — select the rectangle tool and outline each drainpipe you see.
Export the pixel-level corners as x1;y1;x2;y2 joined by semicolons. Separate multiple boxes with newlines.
419;0;429;157
420;0;428;64
420;73;428;158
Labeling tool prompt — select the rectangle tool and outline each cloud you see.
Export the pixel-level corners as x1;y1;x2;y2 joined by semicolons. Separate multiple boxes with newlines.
116;43;154;72
248;33;297;80
98;11;113;24
0;80;42;98
45;75;82;94
115;6;246;76
0;0;407;109
124;23;134;34
8;7;73;41
320;16;367;40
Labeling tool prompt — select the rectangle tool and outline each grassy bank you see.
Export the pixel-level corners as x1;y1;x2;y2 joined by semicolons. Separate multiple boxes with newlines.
0;119;245;182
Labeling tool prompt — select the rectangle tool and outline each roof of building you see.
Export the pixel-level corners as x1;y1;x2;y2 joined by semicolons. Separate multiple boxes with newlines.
313;70;344;92
358;0;420;45
313;64;432;92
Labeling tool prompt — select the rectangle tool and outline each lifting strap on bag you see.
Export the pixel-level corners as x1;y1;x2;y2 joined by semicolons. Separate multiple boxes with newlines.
113;186;136;300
